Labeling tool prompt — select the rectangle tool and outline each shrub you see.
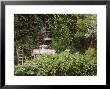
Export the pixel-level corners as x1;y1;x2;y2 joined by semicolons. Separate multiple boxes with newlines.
14;48;97;76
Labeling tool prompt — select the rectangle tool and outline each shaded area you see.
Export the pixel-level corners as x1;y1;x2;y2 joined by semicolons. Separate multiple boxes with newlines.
14;14;97;76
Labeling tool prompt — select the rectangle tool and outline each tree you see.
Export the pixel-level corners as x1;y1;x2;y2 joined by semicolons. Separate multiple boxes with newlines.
14;14;97;58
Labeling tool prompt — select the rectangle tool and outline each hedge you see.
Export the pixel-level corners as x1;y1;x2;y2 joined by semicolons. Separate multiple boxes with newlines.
14;48;97;76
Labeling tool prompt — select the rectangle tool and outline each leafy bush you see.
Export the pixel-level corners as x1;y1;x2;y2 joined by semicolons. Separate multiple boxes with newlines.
14;48;97;76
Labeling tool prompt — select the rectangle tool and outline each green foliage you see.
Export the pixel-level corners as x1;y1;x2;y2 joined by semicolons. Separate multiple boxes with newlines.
14;14;97;54
14;14;41;57
14;48;96;76
14;14;97;76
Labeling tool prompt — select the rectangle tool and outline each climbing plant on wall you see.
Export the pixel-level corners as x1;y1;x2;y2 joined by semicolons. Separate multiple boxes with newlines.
14;14;97;58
